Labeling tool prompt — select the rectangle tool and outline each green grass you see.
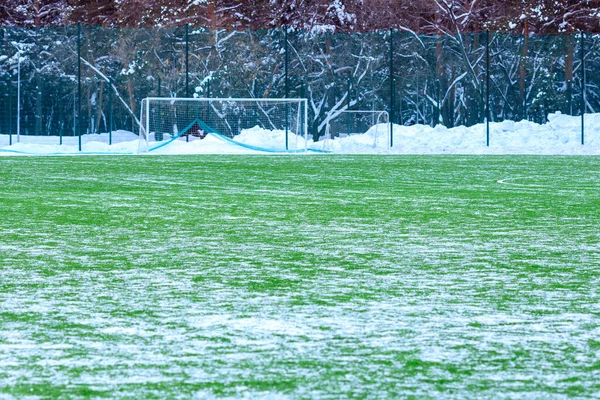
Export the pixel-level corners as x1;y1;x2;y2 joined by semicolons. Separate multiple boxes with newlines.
1;155;599;398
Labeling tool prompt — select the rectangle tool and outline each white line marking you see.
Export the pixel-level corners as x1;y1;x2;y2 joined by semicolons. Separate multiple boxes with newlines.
496;177;546;188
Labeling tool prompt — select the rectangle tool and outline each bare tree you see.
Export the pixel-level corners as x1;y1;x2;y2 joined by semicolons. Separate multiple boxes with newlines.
1;0;70;26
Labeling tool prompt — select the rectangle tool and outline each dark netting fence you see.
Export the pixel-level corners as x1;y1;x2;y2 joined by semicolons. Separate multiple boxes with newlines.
0;26;599;148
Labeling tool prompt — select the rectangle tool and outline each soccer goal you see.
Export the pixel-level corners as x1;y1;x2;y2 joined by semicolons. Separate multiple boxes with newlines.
138;97;308;153
323;110;390;149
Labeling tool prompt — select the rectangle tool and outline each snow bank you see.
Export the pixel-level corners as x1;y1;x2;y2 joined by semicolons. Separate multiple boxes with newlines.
1;112;598;156
233;126;306;151
310;112;599;155
0;130;139;155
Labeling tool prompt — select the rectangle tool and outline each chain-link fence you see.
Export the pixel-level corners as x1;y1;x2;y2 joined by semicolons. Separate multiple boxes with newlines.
1;26;599;149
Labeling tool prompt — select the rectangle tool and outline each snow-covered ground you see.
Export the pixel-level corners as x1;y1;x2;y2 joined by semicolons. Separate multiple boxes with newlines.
1;112;598;155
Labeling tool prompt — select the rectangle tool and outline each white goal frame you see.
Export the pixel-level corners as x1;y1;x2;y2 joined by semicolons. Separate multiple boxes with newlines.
138;97;309;153
324;110;390;149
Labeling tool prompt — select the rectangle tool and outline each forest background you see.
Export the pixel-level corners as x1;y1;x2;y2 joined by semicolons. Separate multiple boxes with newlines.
1;0;599;34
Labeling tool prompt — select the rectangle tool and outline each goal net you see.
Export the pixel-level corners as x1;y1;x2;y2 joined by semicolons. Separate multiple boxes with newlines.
138;98;308;153
323;110;390;150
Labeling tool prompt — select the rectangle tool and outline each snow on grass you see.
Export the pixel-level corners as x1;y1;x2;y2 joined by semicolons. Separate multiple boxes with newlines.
1;156;599;397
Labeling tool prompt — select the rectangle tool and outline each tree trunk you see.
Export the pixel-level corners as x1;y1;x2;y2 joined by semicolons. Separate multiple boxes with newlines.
127;78;136;125
96;80;105;133
520;20;529;120
35;72;42;135
87;83;92;134
564;35;574;115
436;35;444;127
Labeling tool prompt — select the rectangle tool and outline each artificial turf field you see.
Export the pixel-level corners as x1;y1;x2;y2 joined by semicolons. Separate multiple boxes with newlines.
1;155;599;398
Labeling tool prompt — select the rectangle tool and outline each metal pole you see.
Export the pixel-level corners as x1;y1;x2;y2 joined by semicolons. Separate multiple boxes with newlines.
346;76;351;135
8;71;12;145
77;23;82;151
389;29;394;147
156;76;161;141
185;24;189;97
59;91;62;145
0;28;9;145
486;30;490;147
285;27;289;150
58;85;63;143
304;99;308;152
17;54;20;143
185;25;190;142
581;32;585;145
146;98;150;147
436;77;440;128
108;77;113;145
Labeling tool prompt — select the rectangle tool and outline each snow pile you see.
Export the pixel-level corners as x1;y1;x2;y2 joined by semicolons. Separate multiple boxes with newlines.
231;126;306;151
309;112;599;155
316;123;391;153
310;112;599;155
0;130;139;155
1;112;598;156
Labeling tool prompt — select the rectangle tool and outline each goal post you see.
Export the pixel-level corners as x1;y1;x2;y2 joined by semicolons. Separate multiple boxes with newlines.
324;110;390;149
138;97;308;153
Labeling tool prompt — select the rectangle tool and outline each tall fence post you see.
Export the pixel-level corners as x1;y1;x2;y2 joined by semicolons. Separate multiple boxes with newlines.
185;24;190;142
1;27;11;146
581;32;585;145
486;30;490;147
108;77;113;145
0;28;6;144
154;77;160;141
56;77;61;144
185;24;189;97
284;27;289;150
347;76;351;136
435;74;440;128
8;66;13;146
77;23;82;152
16;46;21;143
389;29;394;148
